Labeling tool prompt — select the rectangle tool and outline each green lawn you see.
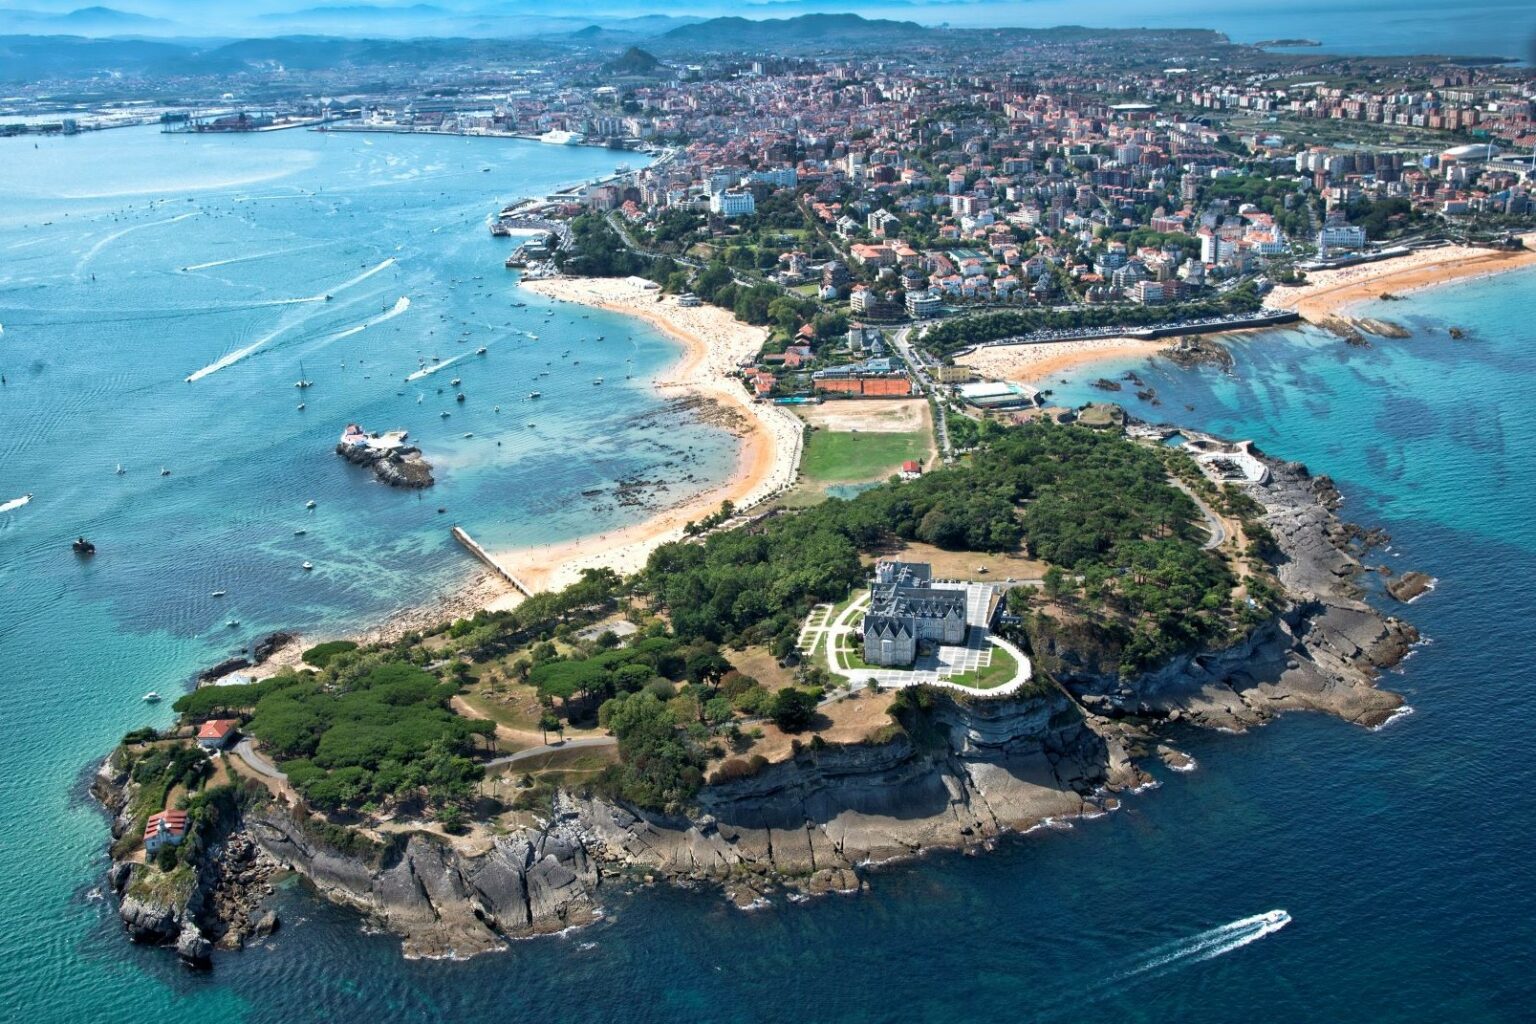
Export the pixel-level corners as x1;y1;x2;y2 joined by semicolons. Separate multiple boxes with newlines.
800;431;930;484
945;643;1019;690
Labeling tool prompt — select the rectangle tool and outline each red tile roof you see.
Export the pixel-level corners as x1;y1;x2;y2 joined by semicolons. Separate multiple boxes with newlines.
146;810;188;835
197;718;239;740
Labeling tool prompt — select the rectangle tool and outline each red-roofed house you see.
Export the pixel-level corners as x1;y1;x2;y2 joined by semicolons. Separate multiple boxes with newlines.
782;345;814;369
752;371;777;398
196;718;240;751
900;460;922;480
144;809;189;854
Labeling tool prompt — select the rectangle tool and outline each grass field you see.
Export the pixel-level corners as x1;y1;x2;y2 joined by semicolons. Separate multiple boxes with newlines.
945;643;1019;689
800;429;931;484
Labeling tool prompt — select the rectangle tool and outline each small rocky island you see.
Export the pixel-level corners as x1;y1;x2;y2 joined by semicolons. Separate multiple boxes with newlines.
335;423;434;488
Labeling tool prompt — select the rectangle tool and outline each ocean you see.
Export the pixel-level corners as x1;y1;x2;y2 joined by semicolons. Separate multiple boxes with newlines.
946;0;1536;61
4;128;1536;1022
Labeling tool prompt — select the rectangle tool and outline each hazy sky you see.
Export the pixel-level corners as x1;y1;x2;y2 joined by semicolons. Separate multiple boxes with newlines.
0;0;1531;60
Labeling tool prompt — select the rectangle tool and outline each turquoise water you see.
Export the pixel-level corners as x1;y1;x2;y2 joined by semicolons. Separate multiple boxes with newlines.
0;126;744;1021
5;127;1536;1022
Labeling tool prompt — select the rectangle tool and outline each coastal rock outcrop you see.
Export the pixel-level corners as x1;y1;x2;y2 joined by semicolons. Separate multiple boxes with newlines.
335;428;434;489
1055;451;1415;730
243;805;599;959
94;754;279;967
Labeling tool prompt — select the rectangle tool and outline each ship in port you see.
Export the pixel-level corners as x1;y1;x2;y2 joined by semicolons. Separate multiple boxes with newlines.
538;129;583;146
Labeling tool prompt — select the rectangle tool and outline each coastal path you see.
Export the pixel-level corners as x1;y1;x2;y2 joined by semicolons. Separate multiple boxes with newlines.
234;738;286;781
1171;478;1227;551
485;736;617;770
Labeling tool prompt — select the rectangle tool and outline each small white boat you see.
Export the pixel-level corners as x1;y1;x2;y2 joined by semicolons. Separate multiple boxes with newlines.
226;619;239;628
297;402;306;411
592;378;603;385
463;432;473;438
301;561;314;571
115;464;125;475
211;590;226;597
528;391;541;399
450;377;461;386
440;410;451;418
142;691;161;703
476;347;487;355
305;500;316;510
293;529;306;536
159;467;170;477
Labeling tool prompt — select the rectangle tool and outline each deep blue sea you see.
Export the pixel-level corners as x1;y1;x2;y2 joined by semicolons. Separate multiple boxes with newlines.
4;127;1536;1022
952;0;1536;61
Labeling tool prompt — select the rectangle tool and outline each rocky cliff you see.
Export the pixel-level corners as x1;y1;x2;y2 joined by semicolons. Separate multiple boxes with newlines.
243;805;599;959
94;755;278;969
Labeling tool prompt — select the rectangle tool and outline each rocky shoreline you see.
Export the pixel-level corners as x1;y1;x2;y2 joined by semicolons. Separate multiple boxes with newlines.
98;426;1421;964
94;756;281;969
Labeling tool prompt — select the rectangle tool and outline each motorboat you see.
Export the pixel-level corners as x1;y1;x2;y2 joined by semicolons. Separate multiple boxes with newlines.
211;590;226;597
305;500;317;510
142;691;161;703
301;561;314;572
72;536;96;555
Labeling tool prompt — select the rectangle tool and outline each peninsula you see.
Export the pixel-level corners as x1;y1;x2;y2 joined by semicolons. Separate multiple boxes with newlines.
69;10;1535;972
100;413;1418;963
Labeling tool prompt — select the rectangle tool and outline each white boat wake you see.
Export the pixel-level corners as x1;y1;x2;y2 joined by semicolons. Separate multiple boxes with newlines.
312;297;410;349
0;494;32;513
184;259;400;381
1114;910;1291;983
75;211;199;277
404;349;470;381
315;257;397;301
181;243;330;273
185;324;292;382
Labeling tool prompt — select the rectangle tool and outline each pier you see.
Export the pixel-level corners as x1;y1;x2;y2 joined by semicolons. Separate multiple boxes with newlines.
451;526;533;597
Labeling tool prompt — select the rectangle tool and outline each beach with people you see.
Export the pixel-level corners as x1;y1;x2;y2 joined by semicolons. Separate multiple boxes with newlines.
488;275;804;596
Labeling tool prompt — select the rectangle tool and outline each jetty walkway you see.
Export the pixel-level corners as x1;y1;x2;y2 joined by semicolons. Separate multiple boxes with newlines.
452;526;533;597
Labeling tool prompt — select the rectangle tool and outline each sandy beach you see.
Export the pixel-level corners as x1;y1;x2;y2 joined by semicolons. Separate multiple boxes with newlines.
484;276;803;596
1266;234;1536;320
956;335;1176;386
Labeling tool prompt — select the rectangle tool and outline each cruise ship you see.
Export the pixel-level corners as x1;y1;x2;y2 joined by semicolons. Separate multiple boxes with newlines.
538;129;583;146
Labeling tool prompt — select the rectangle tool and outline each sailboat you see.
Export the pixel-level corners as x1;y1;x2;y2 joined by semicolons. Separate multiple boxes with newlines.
115;464;125;475
294;361;312;389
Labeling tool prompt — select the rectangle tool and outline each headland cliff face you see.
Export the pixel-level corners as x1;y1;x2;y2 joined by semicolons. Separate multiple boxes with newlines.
101;442;1417;962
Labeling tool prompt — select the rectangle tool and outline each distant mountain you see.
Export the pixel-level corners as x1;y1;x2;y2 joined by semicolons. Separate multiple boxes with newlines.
0;5;174;36
603;45;662;75
658;12;929;49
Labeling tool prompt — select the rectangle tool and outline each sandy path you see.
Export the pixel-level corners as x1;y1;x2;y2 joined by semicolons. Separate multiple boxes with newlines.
487;276;803;595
